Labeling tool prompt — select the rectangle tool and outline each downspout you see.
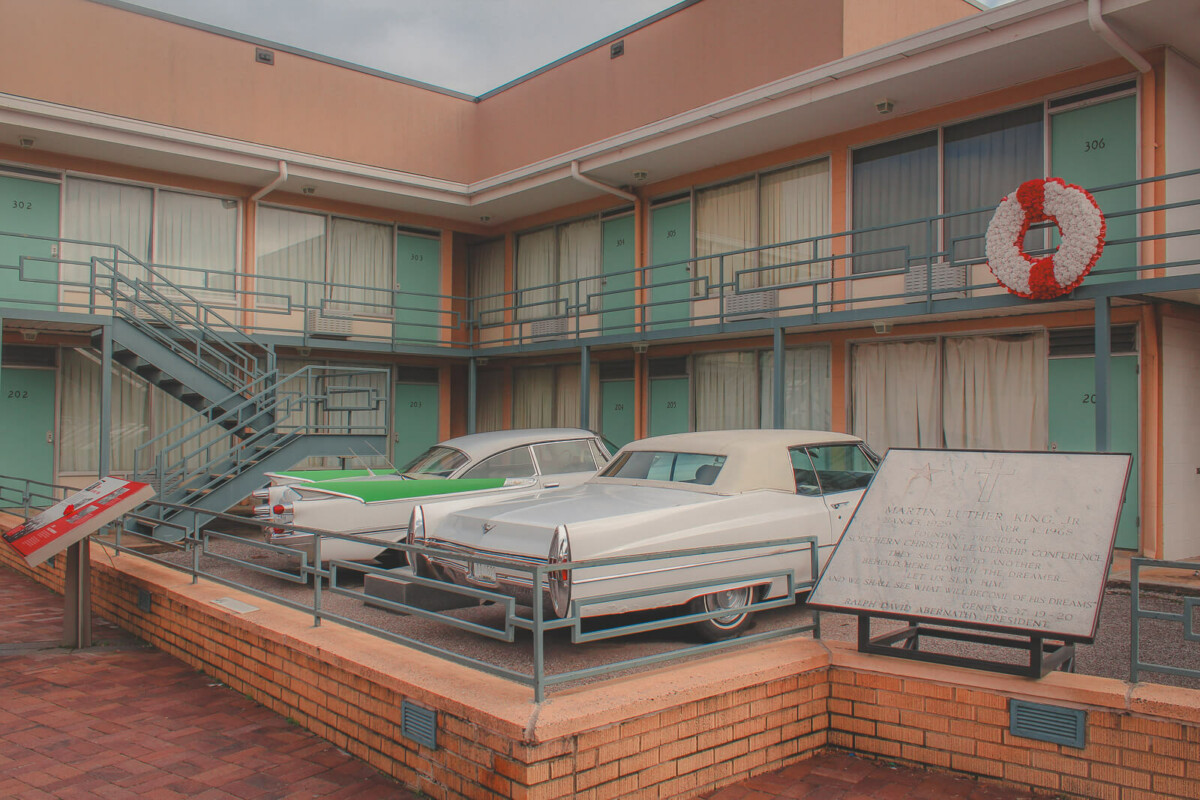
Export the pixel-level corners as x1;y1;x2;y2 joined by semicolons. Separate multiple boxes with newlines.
569;161;637;202
1086;0;1151;74
251;160;289;201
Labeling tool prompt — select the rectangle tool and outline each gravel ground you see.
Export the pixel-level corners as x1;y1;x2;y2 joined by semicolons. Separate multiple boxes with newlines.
111;521;1200;694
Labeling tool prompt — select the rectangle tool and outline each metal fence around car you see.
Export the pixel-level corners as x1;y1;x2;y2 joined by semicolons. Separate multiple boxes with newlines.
85;499;823;701
1129;557;1200;684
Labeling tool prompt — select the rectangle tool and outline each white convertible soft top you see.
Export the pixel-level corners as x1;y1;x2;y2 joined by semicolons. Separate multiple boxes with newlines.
605;429;864;495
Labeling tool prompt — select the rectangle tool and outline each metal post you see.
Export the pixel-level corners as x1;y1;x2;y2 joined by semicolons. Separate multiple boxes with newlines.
580;345;591;429
773;326;785;429
467;357;478;435
99;326;112;477
1094;297;1111;452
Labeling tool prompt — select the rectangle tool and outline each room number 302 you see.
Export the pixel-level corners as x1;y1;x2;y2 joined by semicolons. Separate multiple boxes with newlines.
11;200;32;210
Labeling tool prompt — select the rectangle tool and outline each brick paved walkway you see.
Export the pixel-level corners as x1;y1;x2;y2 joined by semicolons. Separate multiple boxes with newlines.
0;566;417;800
2;565;1040;799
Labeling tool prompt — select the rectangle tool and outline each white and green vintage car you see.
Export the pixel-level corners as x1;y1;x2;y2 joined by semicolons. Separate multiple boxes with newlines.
408;429;879;640
257;429;613;565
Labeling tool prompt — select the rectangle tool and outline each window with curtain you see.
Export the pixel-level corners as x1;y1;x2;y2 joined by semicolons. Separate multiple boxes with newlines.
944;105;1044;263
155;191;238;294
327;218;392;317
59;348;150;473
513;366;555;428
468;240;505;326
553;363;600;430
514;217;603;321
694;351;758;431
474;370;506;432
62;179;152;285
255;207;325;308
694;160;831;294
852;132;939;274
851;333;1047;453
759;345;832;430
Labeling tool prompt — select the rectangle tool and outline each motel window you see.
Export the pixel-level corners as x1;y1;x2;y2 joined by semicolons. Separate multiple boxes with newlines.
514;217;602;321
468;239;505;326
512;364;600;429
693;345;830;431
852;105;1044;273
61;178;238;296
255;207;393;317
694;158;831;295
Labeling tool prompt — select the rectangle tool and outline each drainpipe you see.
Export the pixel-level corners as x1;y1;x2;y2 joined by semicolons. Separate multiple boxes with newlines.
1086;0;1151;74
251;160;289;202
569;161;637;203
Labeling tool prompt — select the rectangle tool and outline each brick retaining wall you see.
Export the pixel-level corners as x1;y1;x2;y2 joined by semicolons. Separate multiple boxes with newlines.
3;534;1197;799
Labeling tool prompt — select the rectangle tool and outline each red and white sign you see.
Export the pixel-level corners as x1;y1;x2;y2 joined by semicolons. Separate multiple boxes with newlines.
2;477;155;567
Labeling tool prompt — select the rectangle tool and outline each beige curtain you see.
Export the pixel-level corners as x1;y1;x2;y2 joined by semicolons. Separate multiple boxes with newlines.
59;348;150;473
328;218;391;317
760;160;831;286
942;333;1047;450
557;218;602;312
62;178;152;286
475;370;506;432
468;240;506;326
255;206;325;308
694;351;758;431
514;366;555;428
695;178;754;295
515;228;556;321
155;190;238;295
760;345;832;430
554;364;601;430
852;340;940;453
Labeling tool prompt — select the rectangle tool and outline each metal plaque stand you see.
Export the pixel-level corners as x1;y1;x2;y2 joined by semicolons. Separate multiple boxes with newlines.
62;540;92;648
856;614;1076;678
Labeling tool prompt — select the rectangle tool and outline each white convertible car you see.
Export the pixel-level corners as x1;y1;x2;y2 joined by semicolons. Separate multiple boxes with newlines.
259;428;614;565
408;430;879;640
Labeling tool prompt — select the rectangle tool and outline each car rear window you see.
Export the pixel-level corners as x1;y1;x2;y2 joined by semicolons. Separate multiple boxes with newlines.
532;440;601;475
600;451;726;485
460;446;536;479
399;446;469;478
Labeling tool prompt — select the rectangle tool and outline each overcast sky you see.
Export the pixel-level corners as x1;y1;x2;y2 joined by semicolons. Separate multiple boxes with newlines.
122;0;1015;96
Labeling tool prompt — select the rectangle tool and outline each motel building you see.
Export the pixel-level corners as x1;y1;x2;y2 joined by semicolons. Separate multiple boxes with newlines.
0;0;1199;563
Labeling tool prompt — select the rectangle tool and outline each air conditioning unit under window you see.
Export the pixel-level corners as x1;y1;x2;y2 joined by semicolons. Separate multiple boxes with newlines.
905;261;966;301
529;316;569;339
725;289;778;320
306;309;353;337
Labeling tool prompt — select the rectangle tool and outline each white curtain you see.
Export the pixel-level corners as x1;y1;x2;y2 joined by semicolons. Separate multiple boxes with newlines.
475;370;506;432
557;218;602;311
695;178;754;294
760;160;831;286
328;218;391;317
514;366;555;428
255;206;325;308
694;351;758;430
62;178;152;286
942;334;1047;449
515;228;556;321
469;239;506;326
59;348;150;473
852;340;940;453
155;191;238;295
760;345;832;430
554;364;600;430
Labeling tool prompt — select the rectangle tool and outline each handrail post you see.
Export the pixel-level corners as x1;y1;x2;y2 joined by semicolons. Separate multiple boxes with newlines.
773;326;785;429
533;565;546;703
467;357;478;435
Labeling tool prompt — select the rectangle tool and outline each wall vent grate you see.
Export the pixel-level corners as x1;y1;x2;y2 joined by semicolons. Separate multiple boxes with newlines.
1009;699;1085;748
401;700;437;749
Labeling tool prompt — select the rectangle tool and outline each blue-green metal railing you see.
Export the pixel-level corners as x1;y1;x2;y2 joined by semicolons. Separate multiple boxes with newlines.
1129;557;1200;684
0;474;74;517
95;501;821;702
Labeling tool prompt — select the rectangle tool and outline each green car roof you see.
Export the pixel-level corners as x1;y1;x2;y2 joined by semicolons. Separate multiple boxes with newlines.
275;469;398;482
306;477;510;504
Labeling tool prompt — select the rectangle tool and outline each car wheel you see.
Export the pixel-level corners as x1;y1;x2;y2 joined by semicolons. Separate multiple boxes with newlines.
689;586;755;641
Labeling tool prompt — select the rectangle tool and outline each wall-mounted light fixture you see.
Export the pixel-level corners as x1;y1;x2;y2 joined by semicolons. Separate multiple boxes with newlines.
296;346;311;357
632;343;649;354
21;330;38;342
632;169;649;183
301;185;317;195
875;99;894;115
872;321;893;334
18;137;34;149
479;216;491;223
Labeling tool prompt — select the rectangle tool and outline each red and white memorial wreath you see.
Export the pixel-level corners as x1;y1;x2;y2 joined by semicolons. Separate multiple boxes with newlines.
985;177;1106;300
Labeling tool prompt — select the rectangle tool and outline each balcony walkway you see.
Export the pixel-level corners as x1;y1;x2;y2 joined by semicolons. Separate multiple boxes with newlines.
1;564;1042;799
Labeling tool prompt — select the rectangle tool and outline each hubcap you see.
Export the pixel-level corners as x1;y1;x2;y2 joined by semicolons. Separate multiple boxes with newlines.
705;587;752;627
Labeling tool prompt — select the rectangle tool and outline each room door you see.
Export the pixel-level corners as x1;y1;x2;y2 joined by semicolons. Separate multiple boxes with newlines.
601;215;635;334
393;381;440;467
648;376;689;437
0;367;56;507
649;201;691;330
0;175;60;308
394;232;442;343
600;379;635;448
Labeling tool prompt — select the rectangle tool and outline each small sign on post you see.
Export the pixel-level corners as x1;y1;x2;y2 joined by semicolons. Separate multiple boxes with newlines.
2;477;154;567
808;449;1131;677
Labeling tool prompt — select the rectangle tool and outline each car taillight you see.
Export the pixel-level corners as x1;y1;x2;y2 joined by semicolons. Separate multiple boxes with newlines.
548;525;571;618
273;503;292;516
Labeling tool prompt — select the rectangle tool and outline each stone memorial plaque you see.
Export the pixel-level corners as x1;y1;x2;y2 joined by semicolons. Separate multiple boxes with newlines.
809;449;1131;642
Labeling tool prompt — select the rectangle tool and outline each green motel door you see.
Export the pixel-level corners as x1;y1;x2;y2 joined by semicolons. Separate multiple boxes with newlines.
1048;355;1139;549
648;376;689;437
1051;94;1137;286
393;381;439;467
601;215;635;334
649;201;691;330
0;175;60;309
600;379;635;448
394;233;442;344
0;367;56;507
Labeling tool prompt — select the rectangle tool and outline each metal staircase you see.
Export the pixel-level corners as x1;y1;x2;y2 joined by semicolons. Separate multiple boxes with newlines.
74;247;389;540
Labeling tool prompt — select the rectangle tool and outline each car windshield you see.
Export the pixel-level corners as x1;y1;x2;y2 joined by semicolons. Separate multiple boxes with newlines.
600;451;726;485
398;446;469;478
